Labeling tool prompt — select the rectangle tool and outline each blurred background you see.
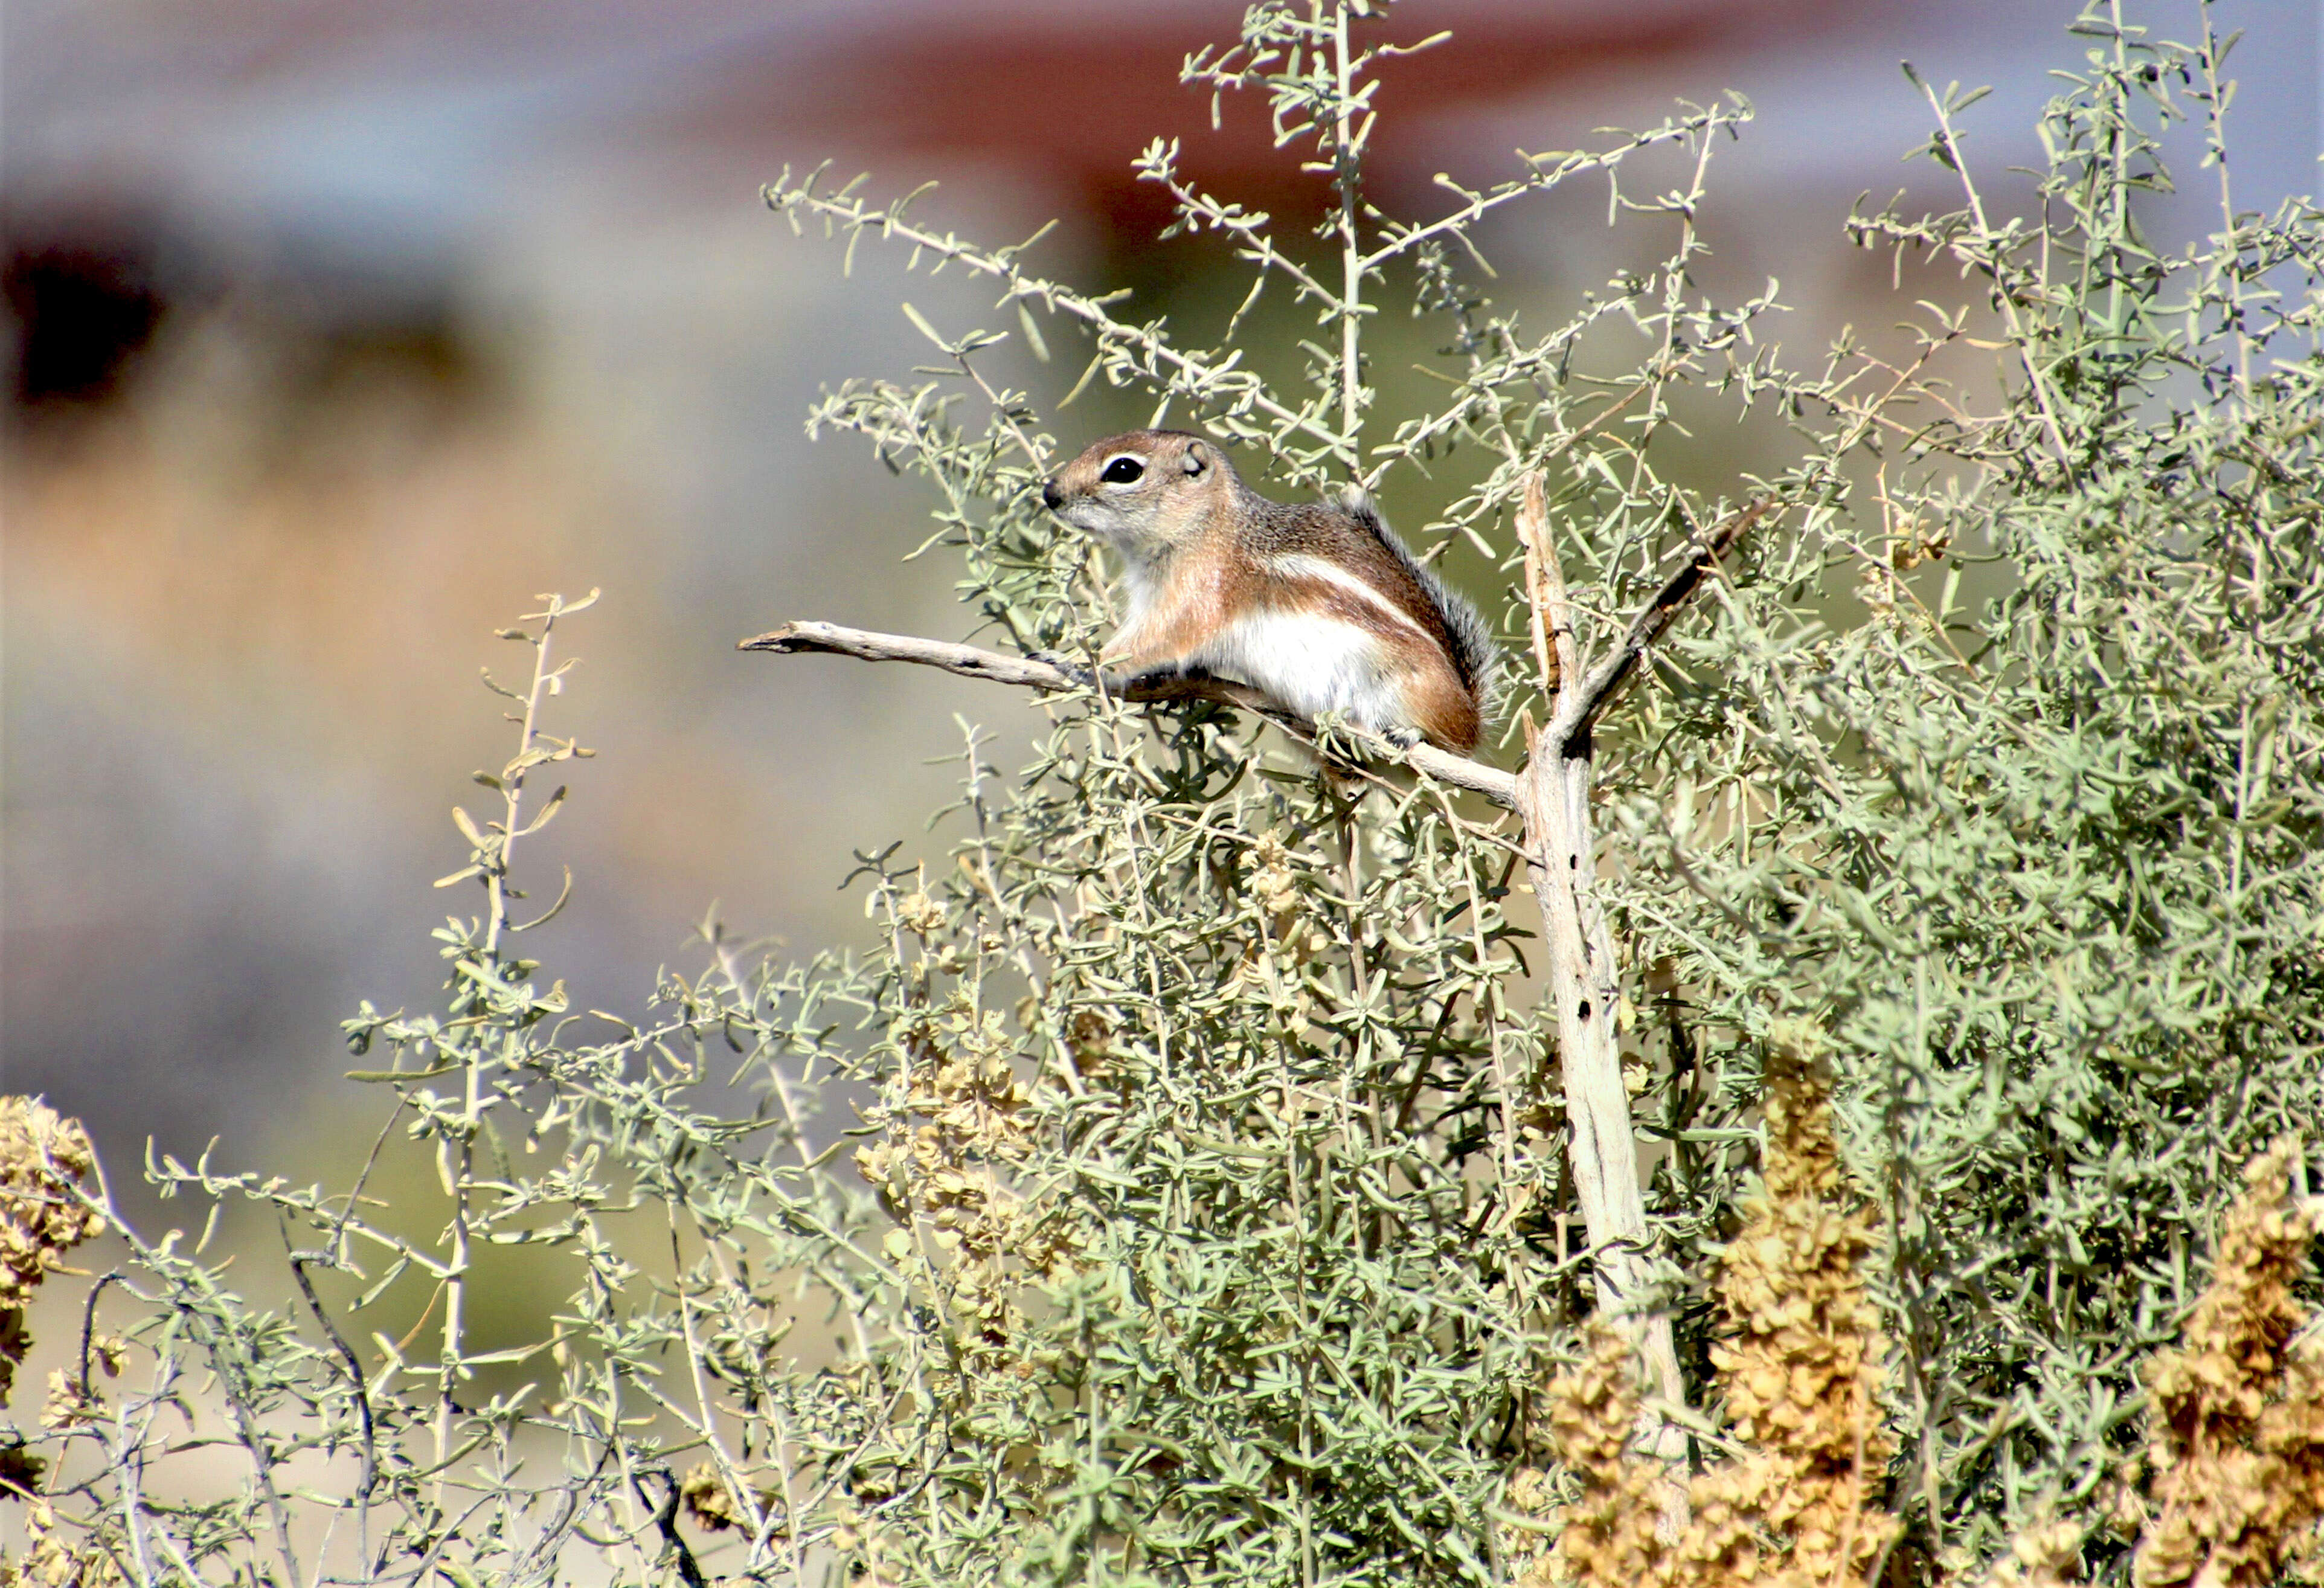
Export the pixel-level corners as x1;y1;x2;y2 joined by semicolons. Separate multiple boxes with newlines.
5;0;2320;1192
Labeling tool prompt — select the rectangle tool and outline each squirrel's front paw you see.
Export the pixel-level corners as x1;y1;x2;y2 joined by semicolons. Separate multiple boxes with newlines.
1027;649;1097;686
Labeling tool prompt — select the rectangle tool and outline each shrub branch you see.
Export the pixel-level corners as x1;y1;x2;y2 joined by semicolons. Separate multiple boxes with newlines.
737;620;1521;806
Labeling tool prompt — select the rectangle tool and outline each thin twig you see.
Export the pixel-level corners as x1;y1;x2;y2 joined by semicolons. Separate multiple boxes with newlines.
768;181;1346;455
1915;77;2074;471
76;1270;126;1400
1551;496;1776;750
281;1223;379;1502
637;1468;710;1588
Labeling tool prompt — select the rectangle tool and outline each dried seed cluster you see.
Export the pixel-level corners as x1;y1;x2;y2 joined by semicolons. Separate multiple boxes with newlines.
0;1099;103;1407
1530;1130;2324;1588
1531;1033;1896;1587
0;1498;123;1588
856;985;1084;1363
2130;1137;2324;1588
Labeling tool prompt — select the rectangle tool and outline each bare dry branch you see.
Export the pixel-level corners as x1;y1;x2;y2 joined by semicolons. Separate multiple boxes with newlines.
1512;480;1777;1534
1512;474;1561;698
739;621;1520;808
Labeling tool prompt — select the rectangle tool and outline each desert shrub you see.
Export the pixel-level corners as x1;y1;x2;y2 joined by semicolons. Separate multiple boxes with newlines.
4;2;2320;1586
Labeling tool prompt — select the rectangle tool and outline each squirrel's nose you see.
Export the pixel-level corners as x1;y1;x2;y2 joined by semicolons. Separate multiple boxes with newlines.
1041;479;1064;512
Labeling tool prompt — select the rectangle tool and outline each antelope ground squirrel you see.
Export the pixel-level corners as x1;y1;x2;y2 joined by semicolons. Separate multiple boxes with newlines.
1041;429;1498;753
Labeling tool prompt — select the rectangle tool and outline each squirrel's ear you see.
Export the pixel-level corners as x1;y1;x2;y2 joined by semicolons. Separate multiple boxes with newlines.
1181;442;1207;477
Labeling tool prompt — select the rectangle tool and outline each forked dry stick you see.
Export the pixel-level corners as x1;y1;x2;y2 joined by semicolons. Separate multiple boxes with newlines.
1510;480;1773;1534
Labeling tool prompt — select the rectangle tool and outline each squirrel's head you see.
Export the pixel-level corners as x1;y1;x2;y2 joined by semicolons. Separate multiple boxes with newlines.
1041;430;1234;563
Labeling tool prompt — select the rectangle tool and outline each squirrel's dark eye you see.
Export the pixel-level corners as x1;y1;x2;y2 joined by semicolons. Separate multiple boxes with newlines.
1100;456;1145;485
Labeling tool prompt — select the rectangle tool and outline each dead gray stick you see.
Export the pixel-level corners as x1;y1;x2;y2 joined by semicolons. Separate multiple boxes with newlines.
1513;481;1777;1536
739;620;1520;807
1517;733;1693;1512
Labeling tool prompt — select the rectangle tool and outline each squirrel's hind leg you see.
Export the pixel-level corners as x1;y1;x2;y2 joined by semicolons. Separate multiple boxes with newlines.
1119;660;1217;695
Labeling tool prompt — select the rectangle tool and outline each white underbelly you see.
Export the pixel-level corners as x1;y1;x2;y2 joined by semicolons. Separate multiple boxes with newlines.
1195;610;1407;733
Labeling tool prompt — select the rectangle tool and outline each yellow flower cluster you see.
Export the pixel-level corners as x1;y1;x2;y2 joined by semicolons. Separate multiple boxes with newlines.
1522;1326;1675;1584
677;1459;782;1537
1229;834;1324;1041
1981;1512;2085;1588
